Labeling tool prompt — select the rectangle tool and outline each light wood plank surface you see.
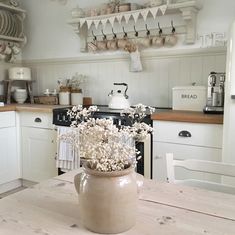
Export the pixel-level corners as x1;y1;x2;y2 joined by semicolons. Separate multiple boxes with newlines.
0;171;235;234
0;104;68;113
1;177;235;235
151;110;223;124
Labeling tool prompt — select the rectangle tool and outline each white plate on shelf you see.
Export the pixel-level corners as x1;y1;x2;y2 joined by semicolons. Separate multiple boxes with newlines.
0;10;4;34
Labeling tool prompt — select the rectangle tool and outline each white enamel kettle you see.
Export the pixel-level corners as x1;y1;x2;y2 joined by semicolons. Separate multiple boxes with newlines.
108;83;130;109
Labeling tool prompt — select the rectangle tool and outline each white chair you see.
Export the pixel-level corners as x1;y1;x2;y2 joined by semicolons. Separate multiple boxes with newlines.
166;153;235;194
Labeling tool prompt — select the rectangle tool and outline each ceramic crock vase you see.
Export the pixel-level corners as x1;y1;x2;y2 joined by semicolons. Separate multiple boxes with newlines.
74;164;143;234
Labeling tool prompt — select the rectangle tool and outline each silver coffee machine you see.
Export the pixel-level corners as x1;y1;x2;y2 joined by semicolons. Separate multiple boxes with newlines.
204;72;225;114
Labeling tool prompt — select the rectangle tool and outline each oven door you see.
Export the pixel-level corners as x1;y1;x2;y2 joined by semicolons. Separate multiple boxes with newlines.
136;134;152;179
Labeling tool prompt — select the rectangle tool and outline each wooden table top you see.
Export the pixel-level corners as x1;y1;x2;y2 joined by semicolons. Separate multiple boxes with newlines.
0;170;235;235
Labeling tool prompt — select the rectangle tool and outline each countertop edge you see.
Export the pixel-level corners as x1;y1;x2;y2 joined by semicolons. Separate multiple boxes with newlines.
151;110;223;124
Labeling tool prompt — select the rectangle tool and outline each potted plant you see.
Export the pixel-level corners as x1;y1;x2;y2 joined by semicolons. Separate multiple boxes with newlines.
59;104;155;234
69;73;86;105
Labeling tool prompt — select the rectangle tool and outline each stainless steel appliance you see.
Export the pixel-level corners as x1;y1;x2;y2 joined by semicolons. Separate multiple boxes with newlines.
53;106;153;179
204;72;225;114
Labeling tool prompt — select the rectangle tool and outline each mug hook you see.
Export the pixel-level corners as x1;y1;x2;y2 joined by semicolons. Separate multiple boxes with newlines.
122;26;127;38
145;24;150;36
92;30;97;41
158;22;162;35
101;29;107;40
112;28;117;39
171;20;176;34
134;25;138;37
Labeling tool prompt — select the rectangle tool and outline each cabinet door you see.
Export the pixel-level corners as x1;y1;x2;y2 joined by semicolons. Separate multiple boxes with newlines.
0;127;19;185
153;142;222;182
22;127;57;182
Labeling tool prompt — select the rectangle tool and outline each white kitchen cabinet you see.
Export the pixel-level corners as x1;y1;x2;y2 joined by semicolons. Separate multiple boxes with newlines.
0;111;20;191
153;120;223;182
20;112;57;183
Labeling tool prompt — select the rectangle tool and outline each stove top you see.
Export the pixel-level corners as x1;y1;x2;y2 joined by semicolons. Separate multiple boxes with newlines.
52;105;170;127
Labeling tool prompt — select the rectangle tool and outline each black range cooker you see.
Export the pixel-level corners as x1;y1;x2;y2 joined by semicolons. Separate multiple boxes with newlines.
53;105;154;178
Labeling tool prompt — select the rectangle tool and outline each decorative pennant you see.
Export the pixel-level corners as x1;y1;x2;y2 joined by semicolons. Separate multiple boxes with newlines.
149;7;159;19
94;20;100;29
101;18;108;28
140;9;149;21
132;12;140;23
159;5;167;15
108;16;116;27
116;14;123;24
86;19;93;29
79;18;86;28
124;13;131;24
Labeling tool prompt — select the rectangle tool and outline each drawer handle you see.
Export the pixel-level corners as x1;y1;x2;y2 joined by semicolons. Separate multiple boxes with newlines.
178;130;191;137
34;117;42;123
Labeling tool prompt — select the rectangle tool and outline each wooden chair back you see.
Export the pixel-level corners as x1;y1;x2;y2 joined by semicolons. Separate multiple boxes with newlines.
166;153;235;194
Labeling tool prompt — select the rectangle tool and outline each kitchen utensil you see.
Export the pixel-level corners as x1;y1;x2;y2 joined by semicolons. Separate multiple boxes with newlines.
108;83;130;109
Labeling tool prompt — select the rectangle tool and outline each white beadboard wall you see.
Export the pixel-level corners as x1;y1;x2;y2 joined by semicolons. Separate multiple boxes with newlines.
23;47;226;107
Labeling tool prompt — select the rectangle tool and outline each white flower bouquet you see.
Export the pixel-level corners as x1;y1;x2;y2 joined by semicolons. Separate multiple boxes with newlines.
60;104;155;172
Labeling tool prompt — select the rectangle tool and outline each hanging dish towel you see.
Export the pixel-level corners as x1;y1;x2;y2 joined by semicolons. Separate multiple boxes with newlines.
129;49;143;72
56;126;80;172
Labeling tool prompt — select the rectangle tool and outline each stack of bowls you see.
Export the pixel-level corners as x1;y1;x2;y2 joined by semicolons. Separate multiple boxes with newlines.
13;88;27;104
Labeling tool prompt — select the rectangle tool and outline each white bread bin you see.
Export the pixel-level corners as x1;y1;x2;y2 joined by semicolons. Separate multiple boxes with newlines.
172;86;207;111
9;67;31;80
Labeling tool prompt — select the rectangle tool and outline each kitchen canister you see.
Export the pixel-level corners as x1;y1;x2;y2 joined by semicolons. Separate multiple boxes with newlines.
71;92;83;105
59;91;70;105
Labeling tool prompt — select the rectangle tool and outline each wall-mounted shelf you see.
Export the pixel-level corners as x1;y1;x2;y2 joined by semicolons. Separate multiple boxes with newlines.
0;2;26;62
68;0;202;52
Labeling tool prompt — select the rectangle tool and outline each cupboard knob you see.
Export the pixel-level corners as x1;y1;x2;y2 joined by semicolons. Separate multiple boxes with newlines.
178;130;191;137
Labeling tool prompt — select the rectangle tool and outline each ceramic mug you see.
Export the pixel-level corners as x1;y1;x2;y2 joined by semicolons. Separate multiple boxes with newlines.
3;45;12;55
137;37;152;48
107;39;117;50
11;44;21;55
164;34;178;47
96;40;107;50
152;36;165;47
117;38;129;49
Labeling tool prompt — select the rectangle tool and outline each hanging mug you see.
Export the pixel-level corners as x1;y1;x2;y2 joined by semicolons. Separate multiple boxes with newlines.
164;34;178;47
152;36;165;47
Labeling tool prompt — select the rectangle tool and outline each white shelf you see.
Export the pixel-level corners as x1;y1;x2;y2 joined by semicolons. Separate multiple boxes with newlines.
0;2;26;14
68;0;202;52
0;34;25;42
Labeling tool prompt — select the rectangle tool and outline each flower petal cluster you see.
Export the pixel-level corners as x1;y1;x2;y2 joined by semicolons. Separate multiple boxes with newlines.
60;104;155;172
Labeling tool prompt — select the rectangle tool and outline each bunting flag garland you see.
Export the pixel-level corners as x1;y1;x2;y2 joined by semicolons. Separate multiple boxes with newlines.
108;16;116;27
86;20;93;29
78;6;168;29
149;7;159;19
101;18;108;28
132;12;140;23
79;18;86;28
159;5;167;15
116;15;123;24
140;9;149;21
124;13;131;24
94;20;100;29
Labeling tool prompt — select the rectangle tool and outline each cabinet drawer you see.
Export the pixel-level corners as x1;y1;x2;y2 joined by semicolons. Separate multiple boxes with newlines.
20;112;53;129
153;121;223;148
0;111;15;128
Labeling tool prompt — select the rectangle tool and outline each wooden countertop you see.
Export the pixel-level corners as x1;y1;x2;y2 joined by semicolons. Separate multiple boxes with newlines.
1;170;235;234
151;110;223;124
0;104;68;113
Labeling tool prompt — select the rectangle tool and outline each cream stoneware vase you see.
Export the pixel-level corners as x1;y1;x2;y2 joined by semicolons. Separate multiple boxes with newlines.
74;164;143;234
